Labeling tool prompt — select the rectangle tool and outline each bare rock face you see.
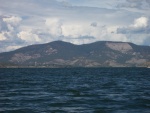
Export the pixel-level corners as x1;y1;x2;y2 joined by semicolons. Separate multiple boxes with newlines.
45;46;57;55
106;42;133;53
10;53;41;63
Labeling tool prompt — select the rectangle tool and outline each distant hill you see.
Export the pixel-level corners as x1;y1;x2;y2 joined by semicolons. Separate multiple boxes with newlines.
0;41;150;67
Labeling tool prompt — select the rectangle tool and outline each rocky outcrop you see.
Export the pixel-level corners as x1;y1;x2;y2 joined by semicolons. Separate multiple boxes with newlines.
44;46;57;55
10;53;41;63
106;42;133;53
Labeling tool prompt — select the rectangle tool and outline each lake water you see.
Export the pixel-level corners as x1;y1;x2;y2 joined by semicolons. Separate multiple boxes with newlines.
0;68;150;113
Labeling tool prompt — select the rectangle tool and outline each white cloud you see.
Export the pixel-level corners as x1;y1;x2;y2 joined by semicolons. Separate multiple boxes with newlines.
45;18;62;36
44;18;144;45
61;22;92;38
17;31;41;43
117;16;150;34
132;17;148;28
0;32;7;41
2;16;22;32
3;16;22;26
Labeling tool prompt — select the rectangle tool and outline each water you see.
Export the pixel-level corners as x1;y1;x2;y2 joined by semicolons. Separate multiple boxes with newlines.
0;68;150;113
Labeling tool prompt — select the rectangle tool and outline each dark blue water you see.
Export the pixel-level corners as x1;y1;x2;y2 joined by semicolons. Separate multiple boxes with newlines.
0;68;150;113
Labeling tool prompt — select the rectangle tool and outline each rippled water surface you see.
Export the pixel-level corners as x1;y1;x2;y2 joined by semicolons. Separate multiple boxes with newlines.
0;68;150;113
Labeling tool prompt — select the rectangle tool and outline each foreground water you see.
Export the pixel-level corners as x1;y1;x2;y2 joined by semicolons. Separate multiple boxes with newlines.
0;68;150;113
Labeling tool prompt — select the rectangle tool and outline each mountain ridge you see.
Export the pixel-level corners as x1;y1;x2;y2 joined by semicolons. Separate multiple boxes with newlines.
0;41;150;68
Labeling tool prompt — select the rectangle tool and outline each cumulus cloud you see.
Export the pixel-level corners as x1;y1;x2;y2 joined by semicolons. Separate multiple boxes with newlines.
45;18;63;36
132;17;148;28
0;16;22;42
17;31;41;43
0;32;7;41
43;17;130;44
0;16;29;51
2;16;22;31
3;16;22;26
0;16;22;33
44;17;149;45
61;22;92;38
117;17;150;34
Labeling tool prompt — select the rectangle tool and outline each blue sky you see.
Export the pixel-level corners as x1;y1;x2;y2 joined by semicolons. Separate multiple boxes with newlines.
0;0;150;52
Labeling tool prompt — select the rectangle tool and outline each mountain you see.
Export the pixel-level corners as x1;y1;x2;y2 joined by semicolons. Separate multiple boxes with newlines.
0;41;150;67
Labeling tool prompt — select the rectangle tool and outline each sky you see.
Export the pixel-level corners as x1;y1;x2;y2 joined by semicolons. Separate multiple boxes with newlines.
0;0;150;52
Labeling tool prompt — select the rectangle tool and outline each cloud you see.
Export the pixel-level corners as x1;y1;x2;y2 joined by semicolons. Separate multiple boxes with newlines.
1;16;22;32
0;32;7;41
117;0;150;10
44;17;129;44
0;16;22;34
3;16;22;26
45;18;62;36
117;17;150;34
0;15;23;42
0;16;33;52
132;17;148;28
17;31;41;43
57;0;124;9
61;22;92;38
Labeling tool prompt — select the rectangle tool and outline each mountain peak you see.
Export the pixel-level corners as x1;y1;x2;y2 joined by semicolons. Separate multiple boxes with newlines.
49;40;73;45
0;41;149;67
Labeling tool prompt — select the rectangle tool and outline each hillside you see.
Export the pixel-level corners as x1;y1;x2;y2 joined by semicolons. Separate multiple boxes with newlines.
0;41;150;67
